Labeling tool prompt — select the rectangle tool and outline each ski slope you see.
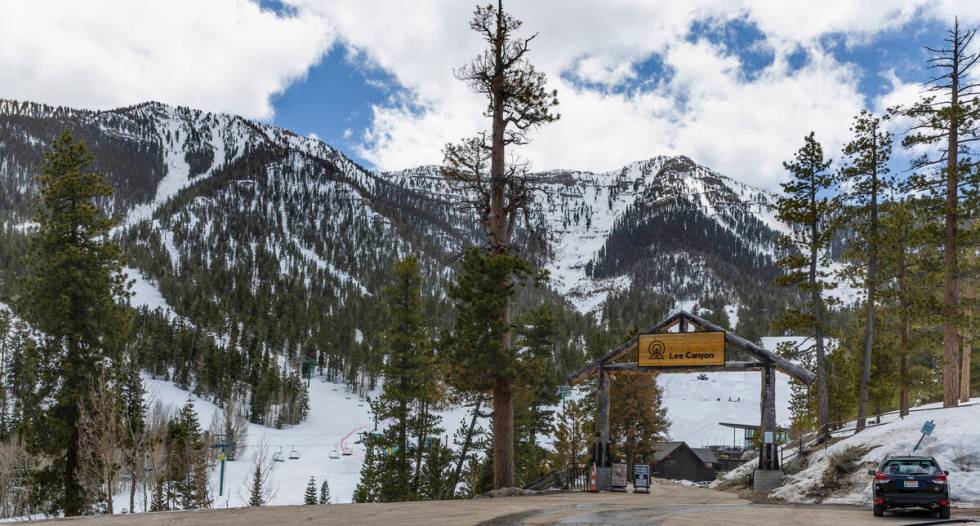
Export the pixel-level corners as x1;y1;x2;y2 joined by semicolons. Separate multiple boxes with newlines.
120;376;478;512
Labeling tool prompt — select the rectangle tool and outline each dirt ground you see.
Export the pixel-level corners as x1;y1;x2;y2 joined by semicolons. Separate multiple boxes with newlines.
32;480;979;525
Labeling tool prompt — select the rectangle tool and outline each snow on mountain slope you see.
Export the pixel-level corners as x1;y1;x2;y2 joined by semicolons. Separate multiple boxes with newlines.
769;400;980;507
123;267;175;317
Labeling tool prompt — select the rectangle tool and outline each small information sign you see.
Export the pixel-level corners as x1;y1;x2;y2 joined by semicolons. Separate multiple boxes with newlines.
921;420;935;436
633;463;651;494
611;463;628;492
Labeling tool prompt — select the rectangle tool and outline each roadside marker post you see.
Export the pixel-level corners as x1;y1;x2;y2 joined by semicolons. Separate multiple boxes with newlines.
912;420;935;452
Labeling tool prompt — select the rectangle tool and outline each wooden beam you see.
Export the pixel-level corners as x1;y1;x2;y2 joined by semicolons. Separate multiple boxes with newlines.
604;361;766;375
565;311;688;385
759;362;778;470
565;310;817;385
680;311;816;385
597;366;610;469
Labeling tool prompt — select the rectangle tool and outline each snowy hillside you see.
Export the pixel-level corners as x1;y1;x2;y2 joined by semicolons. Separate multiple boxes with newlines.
769;401;980;507
125;376;480;511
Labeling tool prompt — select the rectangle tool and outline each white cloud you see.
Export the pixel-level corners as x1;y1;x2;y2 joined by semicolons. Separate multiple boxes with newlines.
288;0;978;188
0;0;333;119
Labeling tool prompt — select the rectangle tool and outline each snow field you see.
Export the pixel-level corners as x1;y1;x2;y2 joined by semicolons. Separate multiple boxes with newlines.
121;375;481;512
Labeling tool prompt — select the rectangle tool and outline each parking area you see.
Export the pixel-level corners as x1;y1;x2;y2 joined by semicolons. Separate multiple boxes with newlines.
34;481;980;526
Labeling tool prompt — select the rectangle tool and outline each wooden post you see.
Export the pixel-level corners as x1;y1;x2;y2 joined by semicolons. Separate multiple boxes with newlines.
758;361;778;470
598;366;610;466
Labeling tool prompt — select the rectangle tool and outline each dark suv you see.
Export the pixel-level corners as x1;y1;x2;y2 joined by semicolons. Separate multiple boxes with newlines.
869;456;950;518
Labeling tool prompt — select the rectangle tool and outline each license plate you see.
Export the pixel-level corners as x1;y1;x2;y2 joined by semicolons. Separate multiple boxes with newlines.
903;481;919;488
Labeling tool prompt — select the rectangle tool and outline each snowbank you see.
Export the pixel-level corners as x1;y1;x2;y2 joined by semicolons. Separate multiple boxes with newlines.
769;401;980;507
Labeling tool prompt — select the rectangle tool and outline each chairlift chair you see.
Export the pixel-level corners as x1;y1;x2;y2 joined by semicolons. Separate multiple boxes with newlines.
288;445;300;460
329;448;340;459
341;446;353;456
273;446;285;463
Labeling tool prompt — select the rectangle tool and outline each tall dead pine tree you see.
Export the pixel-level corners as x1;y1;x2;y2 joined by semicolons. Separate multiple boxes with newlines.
444;0;558;489
903;18;980;407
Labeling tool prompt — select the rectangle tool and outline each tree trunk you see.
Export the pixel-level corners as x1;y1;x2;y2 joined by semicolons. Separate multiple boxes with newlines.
130;466;138;513
412;399;428;491
857;154;880;432
810;188;829;437
106;474;114;515
962;320;972;403
446;397;482;499
942;21;962;408
962;236;976;403
491;380;514;489
898;229;912;417
64;396;83;515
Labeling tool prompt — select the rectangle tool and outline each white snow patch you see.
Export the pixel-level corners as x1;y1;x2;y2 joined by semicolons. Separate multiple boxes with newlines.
123;267;174;317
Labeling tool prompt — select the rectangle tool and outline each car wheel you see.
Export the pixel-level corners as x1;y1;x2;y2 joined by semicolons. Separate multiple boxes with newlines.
939;506;951;519
873;504;884;517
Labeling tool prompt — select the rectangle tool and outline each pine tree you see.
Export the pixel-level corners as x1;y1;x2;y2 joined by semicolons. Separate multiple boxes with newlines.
445;249;545;488
609;371;669;481
248;463;264;507
903;19;980;407
304;476;317;505
513;306;558;486
444;0;559;489
150;479;167;512
378;256;431;500
353;434;384;503
120;360;148;514
774;132;837;438
319;479;330;504
17;130;132;515
550;397;591;470
838;109;893;431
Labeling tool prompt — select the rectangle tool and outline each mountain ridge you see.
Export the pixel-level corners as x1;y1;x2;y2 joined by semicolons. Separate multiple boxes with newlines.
0;98;796;409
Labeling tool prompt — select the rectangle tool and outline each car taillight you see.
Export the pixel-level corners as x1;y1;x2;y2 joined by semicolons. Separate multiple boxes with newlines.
874;472;889;481
933;473;948;484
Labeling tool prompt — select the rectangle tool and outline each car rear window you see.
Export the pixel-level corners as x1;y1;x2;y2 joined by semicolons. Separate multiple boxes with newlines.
881;459;940;476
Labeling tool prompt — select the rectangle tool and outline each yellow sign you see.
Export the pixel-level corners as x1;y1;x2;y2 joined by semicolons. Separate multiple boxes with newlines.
638;332;725;367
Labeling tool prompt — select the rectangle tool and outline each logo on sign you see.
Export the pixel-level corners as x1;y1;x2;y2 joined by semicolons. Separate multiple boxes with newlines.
647;340;666;361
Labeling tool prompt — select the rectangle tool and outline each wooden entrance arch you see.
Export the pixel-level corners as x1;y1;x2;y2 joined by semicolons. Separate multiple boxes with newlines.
565;310;815;487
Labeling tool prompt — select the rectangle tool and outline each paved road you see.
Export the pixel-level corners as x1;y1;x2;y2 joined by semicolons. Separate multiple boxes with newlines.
36;482;978;525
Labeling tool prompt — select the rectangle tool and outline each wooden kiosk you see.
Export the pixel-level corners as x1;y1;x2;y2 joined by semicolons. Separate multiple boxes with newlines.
565;310;815;491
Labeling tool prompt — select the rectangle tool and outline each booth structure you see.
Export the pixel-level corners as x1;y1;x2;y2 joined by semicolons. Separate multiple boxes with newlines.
565;310;816;491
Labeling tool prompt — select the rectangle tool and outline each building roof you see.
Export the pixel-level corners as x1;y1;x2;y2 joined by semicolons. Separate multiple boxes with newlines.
718;422;788;432
653;441;685;462
691;448;718;464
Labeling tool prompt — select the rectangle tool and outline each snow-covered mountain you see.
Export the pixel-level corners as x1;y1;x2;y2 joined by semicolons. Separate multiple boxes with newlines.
0;98;792;321
0;98;800;407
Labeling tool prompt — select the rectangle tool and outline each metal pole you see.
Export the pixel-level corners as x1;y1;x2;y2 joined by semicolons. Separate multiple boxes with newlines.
219;446;226;497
